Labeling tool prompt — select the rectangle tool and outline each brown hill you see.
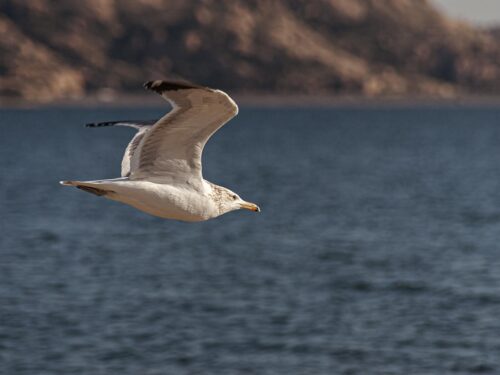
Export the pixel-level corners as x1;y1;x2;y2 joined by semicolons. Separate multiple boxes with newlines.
1;0;500;103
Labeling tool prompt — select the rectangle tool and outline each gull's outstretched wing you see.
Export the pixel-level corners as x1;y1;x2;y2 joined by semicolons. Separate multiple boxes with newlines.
130;80;238;189
86;119;158;177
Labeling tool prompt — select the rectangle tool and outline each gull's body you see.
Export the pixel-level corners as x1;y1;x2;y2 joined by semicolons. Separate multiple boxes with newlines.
61;80;259;222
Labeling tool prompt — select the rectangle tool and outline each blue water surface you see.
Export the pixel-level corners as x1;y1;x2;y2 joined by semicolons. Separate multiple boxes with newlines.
1;106;500;374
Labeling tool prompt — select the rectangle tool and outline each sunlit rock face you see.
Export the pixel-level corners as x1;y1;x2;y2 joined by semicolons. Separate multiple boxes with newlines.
2;0;500;102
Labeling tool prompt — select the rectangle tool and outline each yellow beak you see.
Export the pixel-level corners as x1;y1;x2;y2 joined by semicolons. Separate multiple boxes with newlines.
240;201;261;212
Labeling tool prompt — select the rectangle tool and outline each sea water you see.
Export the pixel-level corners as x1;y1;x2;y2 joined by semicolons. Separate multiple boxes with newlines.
1;106;500;374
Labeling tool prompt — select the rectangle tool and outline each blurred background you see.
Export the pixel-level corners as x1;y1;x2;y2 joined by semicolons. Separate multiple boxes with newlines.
2;0;500;103
2;1;500;375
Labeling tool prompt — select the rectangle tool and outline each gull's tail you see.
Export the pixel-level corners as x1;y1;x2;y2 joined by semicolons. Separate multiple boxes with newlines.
59;180;110;196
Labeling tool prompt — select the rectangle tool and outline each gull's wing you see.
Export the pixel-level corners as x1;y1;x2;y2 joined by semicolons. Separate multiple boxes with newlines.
86;119;158;177
129;80;239;189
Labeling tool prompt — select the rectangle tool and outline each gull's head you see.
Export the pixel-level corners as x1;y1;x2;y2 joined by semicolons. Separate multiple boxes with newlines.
216;187;260;215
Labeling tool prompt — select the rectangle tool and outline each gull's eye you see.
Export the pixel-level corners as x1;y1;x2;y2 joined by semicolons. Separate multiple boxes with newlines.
232;194;237;200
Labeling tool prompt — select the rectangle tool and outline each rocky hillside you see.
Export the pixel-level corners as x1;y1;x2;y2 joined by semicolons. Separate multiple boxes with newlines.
2;0;500;102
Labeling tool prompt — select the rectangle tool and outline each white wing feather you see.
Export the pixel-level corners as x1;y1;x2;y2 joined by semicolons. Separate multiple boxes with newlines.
120;126;151;177
130;81;238;189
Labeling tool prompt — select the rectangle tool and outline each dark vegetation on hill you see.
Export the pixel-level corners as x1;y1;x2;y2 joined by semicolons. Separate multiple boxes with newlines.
2;0;500;102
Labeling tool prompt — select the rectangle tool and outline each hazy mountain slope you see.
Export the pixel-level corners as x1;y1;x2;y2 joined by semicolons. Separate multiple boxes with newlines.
1;0;500;102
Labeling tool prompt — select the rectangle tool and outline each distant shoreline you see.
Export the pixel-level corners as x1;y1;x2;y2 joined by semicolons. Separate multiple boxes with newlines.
2;94;500;109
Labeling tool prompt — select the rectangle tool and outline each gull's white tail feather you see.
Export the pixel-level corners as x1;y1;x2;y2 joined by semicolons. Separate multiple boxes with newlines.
59;180;111;196
60;180;76;186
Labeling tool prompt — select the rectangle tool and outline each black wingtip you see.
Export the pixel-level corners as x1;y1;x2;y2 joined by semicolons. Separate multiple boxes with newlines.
85;119;159;128
85;122;106;127
143;80;204;93
85;121;116;128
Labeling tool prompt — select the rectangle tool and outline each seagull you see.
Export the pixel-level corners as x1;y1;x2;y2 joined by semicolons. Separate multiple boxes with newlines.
60;80;260;222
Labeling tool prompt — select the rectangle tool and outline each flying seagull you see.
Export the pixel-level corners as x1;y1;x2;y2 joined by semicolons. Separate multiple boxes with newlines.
60;80;260;222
